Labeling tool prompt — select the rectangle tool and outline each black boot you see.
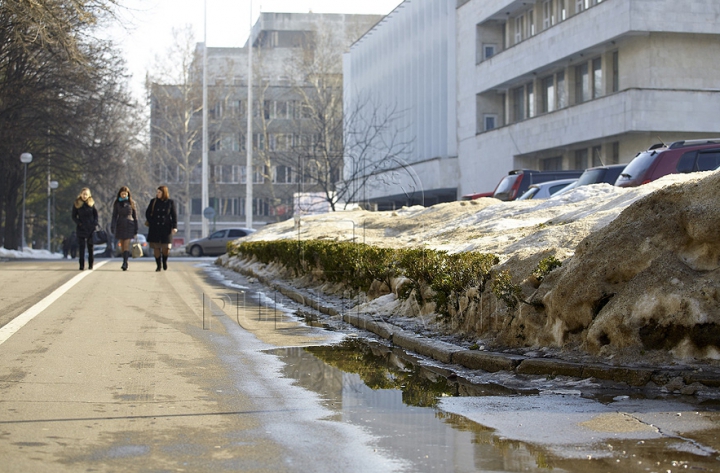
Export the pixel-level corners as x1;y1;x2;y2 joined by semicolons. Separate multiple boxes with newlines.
121;251;129;271
155;256;161;272
162;254;168;271
88;251;94;270
79;252;85;270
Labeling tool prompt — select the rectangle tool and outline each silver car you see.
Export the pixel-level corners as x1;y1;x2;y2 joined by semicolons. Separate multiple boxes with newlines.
185;228;256;257
517;178;578;200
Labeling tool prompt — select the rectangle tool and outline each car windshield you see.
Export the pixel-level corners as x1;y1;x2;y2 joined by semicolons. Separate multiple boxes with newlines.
493;175;519;200
517;187;538;200
618;151;658;180
576;169;606;185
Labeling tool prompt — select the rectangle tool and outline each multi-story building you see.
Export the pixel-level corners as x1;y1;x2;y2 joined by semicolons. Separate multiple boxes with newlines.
343;0;458;210
150;13;381;240
459;0;720;194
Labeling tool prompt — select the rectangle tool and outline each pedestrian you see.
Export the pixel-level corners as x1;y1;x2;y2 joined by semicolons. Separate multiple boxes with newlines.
71;187;98;270
61;235;70;259
111;186;139;271
146;185;178;272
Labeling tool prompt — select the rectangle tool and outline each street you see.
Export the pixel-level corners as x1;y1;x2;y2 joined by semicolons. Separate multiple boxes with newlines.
0;258;401;472
1;258;719;473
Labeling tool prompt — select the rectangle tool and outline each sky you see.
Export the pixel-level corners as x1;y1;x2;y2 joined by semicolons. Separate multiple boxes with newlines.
104;0;403;99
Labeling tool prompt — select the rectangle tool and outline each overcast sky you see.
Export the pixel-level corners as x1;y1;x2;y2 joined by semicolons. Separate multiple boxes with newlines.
105;0;403;98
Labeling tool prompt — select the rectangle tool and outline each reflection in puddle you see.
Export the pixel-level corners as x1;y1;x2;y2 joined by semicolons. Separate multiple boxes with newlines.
269;339;564;473
269;339;720;473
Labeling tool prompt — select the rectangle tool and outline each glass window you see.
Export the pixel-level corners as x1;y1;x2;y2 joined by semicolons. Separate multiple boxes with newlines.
592;145;603;166
514;15;524;44
228;229;246;238
542;156;563;170
513;86;525;122
697;151;720;171
592;57;602;99
574;149;588;169
557;71;567;108
612;51;619;92
677;151;696;173
484;115;497;131
575;63;589;104
527;10;535;37
484;44;496;60
542;76;555;113
558;0;567;21
543;1;553;29
527;83;535;118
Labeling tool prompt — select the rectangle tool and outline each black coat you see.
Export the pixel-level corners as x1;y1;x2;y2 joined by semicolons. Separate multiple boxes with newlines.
72;201;98;239
146;198;177;244
111;199;139;240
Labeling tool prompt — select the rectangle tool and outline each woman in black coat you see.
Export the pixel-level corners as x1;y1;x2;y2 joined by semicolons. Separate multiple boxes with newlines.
111;186;139;271
146;185;177;272
71;187;98;270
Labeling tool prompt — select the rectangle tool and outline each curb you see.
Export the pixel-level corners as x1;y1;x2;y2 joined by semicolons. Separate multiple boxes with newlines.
224;259;720;392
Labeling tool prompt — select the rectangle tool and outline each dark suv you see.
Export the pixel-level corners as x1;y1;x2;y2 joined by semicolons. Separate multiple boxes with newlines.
615;139;720;187
492;169;584;201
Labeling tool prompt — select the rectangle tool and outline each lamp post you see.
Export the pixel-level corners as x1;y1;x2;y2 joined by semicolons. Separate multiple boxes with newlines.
48;180;58;251
20;152;33;251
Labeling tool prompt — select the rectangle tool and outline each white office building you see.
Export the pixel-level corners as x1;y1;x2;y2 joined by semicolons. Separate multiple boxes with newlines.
458;0;720;195
343;0;458;210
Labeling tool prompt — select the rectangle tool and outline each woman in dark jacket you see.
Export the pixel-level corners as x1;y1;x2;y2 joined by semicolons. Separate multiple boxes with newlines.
146;185;177;272
111;186;139;271
71;187;98;270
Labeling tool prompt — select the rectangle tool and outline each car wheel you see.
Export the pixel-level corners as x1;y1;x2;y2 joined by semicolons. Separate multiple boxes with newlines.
190;245;203;257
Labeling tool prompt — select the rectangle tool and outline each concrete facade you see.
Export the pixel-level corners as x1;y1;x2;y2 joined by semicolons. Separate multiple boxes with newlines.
343;0;458;210
458;0;720;195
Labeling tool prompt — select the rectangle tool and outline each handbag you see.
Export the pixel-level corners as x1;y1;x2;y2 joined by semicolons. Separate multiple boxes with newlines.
92;229;108;245
144;198;156;227
131;242;143;258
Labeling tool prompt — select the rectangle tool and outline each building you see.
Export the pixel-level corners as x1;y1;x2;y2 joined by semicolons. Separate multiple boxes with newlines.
458;0;720;194
150;13;381;240
343;0;458;210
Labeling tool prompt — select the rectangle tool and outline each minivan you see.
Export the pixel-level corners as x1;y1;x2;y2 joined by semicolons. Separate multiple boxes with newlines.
492;169;584;201
615;139;720;187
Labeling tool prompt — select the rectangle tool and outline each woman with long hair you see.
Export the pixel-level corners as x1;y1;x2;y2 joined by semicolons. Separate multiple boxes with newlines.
71;187;98;271
146;185;177;271
111;186;139;271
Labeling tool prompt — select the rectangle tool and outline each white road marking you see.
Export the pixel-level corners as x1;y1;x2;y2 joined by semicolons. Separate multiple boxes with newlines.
0;260;108;345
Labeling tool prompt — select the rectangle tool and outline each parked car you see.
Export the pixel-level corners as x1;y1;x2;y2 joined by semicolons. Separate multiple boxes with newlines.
114;233;149;257
185;228;256;257
492;169;584;201
551;163;627;197
615;139;720;187
517;178;578;200
460;190;495;200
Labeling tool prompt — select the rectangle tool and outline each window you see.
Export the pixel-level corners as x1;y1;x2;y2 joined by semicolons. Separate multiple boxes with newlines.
575;0;586;13
612;142;620;164
557;71;567;109
483;44;496;60
612;51;619;92
558;0;567;21
574;149;588;169
592;57;602;99
484;115;497;131
526;83;535;118
592;145;603;166
190;164;202;184
513;86;525;122
220;133;238;151
542;1;554;30
253;133;265;150
228;229;247;238
697;151;720;171
252;166;265;184
527;10;535;37
276;101;287;119
541;76;555;113
274;165;293;183
542;156;563;170
575;63;590;104
514;15;524;44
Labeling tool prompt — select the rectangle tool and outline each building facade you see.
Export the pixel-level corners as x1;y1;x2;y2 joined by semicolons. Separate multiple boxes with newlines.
343;0;458;210
458;0;720;194
150;13;381;239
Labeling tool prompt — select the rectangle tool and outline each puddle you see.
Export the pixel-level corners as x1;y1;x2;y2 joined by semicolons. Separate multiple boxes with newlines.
268;339;720;473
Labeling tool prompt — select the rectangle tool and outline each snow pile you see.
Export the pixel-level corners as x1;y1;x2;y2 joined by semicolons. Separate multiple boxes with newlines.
0;247;62;259
225;170;720;361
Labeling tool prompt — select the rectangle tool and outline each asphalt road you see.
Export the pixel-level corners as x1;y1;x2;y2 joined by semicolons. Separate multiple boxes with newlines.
0;258;400;472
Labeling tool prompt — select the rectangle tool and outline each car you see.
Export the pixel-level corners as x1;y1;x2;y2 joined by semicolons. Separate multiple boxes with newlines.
185;228;256;257
615;139;720;187
517;178;578;200
460;190;495;200
492;169;584;201
114;234;150;257
551;163;627;197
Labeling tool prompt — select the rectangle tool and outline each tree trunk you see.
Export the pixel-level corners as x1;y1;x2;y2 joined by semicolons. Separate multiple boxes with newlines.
3;192;18;250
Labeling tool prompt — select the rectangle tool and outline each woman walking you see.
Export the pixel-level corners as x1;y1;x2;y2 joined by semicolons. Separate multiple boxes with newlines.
111;186;139;271
146;185;177;272
71;187;98;271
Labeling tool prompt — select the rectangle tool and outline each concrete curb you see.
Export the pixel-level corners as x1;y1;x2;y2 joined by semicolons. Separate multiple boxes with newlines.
223;259;720;392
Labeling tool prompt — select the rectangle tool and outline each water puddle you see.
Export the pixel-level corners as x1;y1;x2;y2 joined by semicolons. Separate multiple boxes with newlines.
268;338;720;473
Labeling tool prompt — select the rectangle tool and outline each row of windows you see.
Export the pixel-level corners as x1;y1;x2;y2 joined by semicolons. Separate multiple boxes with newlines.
478;51;619;132
208;133;326;152
185;197;288;217
155;164;301;185
210;100;313;120
539;142;619;171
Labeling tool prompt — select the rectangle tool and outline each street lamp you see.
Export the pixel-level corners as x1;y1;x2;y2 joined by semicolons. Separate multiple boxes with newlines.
20;152;33;251
48;180;58;251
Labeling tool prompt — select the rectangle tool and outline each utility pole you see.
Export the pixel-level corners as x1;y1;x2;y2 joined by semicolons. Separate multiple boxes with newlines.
245;1;254;230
